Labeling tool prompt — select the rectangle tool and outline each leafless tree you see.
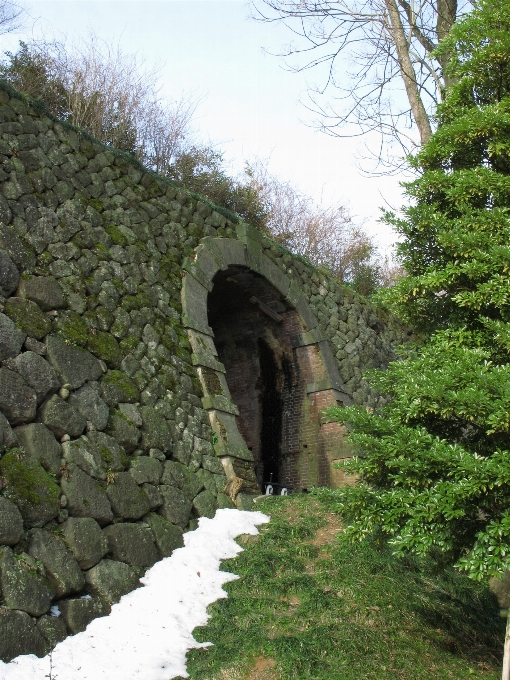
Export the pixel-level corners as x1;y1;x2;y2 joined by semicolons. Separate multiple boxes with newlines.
245;158;376;282
0;34;200;171
252;0;469;168
0;1;24;37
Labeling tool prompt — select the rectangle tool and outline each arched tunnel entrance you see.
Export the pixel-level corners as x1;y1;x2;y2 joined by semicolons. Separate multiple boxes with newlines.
207;266;305;492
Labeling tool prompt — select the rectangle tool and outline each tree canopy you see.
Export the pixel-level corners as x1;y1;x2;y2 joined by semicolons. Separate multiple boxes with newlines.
326;0;510;580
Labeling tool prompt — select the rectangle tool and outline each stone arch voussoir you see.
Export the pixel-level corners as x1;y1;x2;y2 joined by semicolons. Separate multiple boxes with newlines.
181;223;352;504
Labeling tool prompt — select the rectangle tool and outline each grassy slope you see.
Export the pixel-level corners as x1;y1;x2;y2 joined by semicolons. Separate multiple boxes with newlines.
183;494;504;680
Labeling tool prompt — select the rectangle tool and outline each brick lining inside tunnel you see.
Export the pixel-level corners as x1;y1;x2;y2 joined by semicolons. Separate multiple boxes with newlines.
207;266;348;492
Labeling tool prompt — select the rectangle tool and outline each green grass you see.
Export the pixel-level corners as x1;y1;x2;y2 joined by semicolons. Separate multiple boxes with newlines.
183;494;504;680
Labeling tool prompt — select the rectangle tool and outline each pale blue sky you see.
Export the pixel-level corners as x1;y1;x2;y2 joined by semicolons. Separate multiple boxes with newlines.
5;0;407;249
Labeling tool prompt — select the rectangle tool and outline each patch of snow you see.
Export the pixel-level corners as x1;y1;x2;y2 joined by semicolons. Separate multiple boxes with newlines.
0;509;269;680
49;605;60;618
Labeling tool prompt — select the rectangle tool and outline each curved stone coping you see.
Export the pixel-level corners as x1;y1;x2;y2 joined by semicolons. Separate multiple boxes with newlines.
180;226;352;480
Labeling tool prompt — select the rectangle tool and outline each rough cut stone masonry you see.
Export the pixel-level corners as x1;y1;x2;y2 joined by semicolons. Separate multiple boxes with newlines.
0;82;411;660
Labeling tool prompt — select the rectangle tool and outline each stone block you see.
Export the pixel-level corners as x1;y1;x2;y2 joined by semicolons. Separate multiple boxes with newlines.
144;512;183;557
139;406;172;453
0;224;35;271
0;248;19;297
68;384;109;431
61;517;108;570
196;467;216;494
0;609;47;662
161;460;204;500
193;489;218;519
58;596;110;634
129;456;162;485
141;483;163;510
118;402;142;426
14;351;60;403
60;463;113;526
46;335;103;390
106;413;140;452
0;497;23;546
4;297;51;340
86;431;127;471
0;412;17;451
38;394;87;438
103;523;158;568
36;614;68;648
12;423;61;474
100;370;140;406
158;485;192;528
0;313;26;361
201;454;225;475
17;275;64;311
0;451;60;527
0;546;54;616
216;492;235;509
85;558;140;605
29;529;85;598
0;367;37;424
106;472;149;520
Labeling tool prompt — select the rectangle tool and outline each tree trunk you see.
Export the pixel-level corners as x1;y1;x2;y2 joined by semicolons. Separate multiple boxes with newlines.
436;0;458;88
384;0;433;145
503;612;510;680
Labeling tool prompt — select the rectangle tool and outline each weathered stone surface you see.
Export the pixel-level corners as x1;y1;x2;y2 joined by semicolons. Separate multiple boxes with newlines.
67;383;109;431
106;472;149;520
236;493;255;511
161;460;204;500
144;512;183;557
36;614;68;648
118;402;142;426
202;455;225;475
29;529;85;598
46;335;103;389
0;609;47;661
4;297;51;340
37;394;87;438
139;406;172;453
103;523;158;568
60;464;113;526
216;492;236;509
0;314;25;361
62;437;107;481
0;367;36;424
196;467;217;494
0;248;19;297
106;413;140;452
0;451;60;527
141;483;163;510
158;485;193;528
17;275;65;311
86;431;127;471
61;517;108;569
0;546;54;616
129;456;162;485
58;596;110;634
14;351;60;403
0;412;17;451
85;559;140;604
0;497;23;546
100;370;140;406
193;489;218;519
14;423;61;474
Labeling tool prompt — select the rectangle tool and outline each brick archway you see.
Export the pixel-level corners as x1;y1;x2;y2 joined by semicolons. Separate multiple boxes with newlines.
181;223;353;504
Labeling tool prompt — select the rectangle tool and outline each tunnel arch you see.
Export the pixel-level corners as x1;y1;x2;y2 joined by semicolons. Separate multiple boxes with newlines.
181;223;353;504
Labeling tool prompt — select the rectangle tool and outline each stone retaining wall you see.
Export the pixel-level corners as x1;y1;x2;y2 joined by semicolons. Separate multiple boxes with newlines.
0;83;410;661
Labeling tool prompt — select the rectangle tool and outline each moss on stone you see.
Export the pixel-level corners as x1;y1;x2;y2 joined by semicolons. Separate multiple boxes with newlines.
4;298;51;340
0;450;60;525
119;336;138;355
121;293;152;312
87;331;121;367
101;370;140;403
54;311;89;347
104;225;127;246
